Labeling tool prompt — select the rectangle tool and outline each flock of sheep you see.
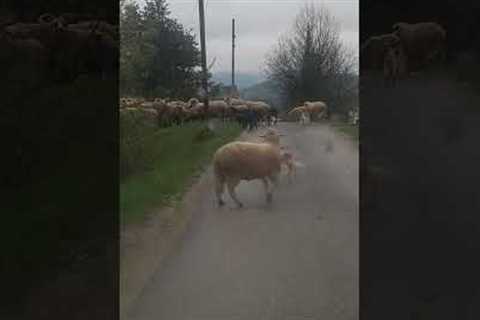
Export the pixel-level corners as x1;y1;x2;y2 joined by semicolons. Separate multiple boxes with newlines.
119;96;279;129
361;21;447;87
213;100;335;208
0;13;118;85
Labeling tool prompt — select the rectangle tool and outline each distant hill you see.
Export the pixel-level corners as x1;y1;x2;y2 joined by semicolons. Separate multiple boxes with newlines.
212;72;265;90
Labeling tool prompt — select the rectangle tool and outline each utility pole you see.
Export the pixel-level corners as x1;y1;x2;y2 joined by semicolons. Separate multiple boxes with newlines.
232;18;236;94
198;0;209;110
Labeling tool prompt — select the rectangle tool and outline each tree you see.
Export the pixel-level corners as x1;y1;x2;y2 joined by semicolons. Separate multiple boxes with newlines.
120;0;203;98
265;3;357;115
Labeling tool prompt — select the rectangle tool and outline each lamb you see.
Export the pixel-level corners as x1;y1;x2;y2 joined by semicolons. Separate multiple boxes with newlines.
299;110;310;125
280;149;305;184
213;129;283;208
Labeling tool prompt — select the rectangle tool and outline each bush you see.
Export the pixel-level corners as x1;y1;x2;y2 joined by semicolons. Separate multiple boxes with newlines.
120;110;158;179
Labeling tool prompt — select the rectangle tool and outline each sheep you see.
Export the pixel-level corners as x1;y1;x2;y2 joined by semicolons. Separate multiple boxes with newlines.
188;102;206;121
206;100;228;120
120;97;138;109
287;106;308;122
187;97;200;108
246;101;271;124
153;97;166;104
392;22;446;70
224;96;246;106
304;101;328;120
161;103;186;126
168;100;187;109
232;104;249;113
213;129;284;207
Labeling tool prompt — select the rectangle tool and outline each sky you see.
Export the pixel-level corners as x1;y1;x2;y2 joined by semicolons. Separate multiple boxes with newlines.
135;0;359;79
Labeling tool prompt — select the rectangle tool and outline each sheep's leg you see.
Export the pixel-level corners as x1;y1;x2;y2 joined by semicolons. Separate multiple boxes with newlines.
267;174;279;203
267;173;279;199
215;175;226;206
262;178;272;203
226;178;243;208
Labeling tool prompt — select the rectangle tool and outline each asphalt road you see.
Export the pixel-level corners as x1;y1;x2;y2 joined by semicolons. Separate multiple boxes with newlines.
127;122;358;320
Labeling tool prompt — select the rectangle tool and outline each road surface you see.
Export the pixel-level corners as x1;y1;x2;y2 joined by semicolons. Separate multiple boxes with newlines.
127;122;358;320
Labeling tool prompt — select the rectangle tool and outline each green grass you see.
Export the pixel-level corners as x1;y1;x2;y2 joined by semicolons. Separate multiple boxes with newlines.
120;121;242;225
331;121;359;141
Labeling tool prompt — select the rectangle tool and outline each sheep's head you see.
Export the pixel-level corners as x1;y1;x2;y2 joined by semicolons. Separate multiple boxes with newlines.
188;97;199;108
153;97;164;104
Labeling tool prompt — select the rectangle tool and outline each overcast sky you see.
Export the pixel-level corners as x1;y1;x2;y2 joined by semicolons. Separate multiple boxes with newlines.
136;0;358;77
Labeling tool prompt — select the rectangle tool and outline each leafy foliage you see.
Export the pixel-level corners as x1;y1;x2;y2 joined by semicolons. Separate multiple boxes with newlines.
120;0;202;98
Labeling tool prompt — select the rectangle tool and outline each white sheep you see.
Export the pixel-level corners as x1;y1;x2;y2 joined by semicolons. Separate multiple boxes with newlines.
304;101;328;120
213;129;283;207
287;106;308;122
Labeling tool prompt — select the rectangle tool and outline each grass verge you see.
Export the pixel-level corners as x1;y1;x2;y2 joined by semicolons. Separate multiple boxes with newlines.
331;121;359;141
120;121;242;225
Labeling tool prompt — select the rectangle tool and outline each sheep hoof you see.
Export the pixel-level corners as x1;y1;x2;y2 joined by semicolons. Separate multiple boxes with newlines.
237;203;243;208
218;199;225;207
